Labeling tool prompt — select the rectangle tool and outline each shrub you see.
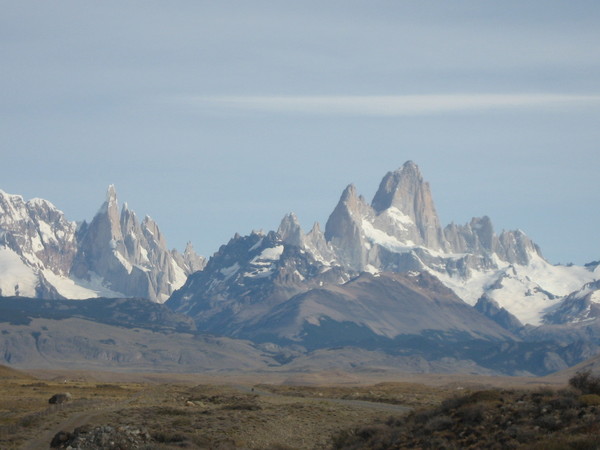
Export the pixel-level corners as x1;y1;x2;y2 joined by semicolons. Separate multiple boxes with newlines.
456;403;486;425
468;390;502;403
569;370;600;395
424;415;453;432
152;430;188;443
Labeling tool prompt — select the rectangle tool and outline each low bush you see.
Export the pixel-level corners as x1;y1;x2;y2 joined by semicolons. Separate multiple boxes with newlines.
331;386;600;449
569;370;600;395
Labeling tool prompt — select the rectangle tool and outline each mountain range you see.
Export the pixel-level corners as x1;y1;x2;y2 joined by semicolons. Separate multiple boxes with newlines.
1;162;599;375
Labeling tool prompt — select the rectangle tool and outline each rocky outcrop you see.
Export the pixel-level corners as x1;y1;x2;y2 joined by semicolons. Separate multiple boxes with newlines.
51;425;152;449
278;213;337;266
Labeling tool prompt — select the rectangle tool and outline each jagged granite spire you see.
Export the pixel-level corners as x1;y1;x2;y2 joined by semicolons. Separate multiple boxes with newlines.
71;185;194;302
324;184;371;271
371;161;444;249
277;212;304;247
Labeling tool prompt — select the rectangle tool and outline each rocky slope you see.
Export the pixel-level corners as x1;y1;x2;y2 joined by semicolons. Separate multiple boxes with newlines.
242;271;516;345
0;296;272;371
167;229;350;335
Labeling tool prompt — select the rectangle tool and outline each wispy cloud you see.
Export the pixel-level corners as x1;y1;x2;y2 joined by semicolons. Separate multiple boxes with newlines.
182;94;600;116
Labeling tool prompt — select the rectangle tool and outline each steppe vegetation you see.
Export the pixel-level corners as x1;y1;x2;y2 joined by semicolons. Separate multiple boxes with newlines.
3;364;599;449
0;366;412;449
333;371;600;449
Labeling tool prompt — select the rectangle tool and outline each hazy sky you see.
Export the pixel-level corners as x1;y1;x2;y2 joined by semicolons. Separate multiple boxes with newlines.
1;1;599;264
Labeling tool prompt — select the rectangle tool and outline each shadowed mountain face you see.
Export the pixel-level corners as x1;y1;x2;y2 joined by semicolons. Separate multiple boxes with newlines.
167;230;351;335
237;271;517;344
0;297;275;372
0;296;196;333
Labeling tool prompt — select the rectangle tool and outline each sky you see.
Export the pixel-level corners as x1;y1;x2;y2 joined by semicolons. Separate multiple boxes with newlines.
1;1;599;265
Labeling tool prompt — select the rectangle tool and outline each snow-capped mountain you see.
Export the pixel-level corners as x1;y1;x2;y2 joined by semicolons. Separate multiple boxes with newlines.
543;280;600;326
0;190;78;298
168;161;598;341
323;161;598;326
167;229;350;334
0;187;205;302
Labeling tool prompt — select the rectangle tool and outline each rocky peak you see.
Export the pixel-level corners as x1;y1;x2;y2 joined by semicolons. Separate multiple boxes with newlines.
141;215;167;249
181;242;206;273
496;229;542;265
371;161;444;249
324;184;370;271
444;216;496;255
277;213;304;247
371;161;423;212
70;186;195;302
0;190;77;275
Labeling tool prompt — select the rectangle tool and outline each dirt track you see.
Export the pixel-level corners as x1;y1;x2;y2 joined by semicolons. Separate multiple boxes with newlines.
21;383;411;449
21;387;152;450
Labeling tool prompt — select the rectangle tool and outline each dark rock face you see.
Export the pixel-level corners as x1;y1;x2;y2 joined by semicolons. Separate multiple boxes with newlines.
474;295;523;334
544;280;600;325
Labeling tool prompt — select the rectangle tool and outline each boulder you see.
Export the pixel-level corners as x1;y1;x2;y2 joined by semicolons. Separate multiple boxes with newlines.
48;392;72;404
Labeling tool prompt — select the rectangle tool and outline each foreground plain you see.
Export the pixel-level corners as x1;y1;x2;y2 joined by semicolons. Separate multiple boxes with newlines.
0;365;585;449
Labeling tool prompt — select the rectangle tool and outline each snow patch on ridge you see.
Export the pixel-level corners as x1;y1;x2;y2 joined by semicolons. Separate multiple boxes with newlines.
0;247;38;297
384;207;413;229
220;263;240;280
256;245;284;261
361;219;415;252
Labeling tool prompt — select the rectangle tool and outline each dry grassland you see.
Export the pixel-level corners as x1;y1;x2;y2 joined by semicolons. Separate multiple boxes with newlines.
0;365;572;449
0;367;415;449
